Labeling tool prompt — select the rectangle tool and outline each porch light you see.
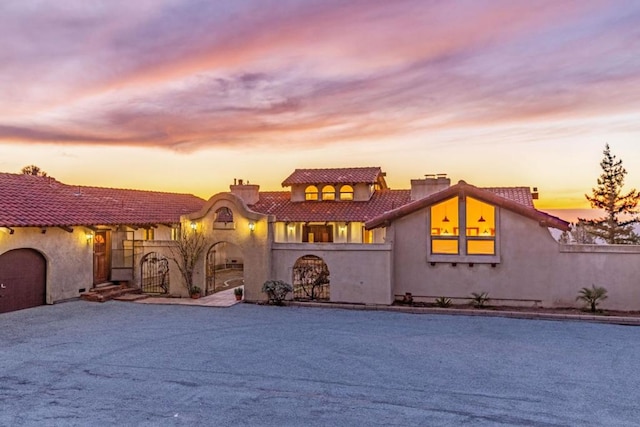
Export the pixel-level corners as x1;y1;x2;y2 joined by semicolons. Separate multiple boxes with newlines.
85;232;93;244
339;225;347;233
1;226;14;235
248;221;256;232
287;224;295;232
190;221;197;230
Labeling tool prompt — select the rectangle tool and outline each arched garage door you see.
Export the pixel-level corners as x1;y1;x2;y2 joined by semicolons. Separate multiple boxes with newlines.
0;249;46;314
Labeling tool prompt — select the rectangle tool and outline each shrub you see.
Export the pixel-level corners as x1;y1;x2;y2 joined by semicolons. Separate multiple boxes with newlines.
470;292;490;308
576;285;608;313
434;296;452;308
262;280;293;305
234;287;243;296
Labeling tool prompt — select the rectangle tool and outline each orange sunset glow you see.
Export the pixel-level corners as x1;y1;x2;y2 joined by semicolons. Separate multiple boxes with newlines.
2;1;640;220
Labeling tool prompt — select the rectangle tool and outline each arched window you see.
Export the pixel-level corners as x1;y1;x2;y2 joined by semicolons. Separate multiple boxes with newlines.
339;185;354;201
214;207;234;223
305;185;319;201
321;185;335;200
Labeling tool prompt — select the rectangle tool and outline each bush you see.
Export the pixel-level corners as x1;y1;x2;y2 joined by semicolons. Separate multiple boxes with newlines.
434;296;452;308
234;287;243;296
469;292;490;308
262;280;293;305
576;285;608;313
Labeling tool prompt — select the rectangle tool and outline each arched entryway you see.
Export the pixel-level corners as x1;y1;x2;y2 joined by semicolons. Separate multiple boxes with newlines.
206;242;244;295
292;255;330;301
0;249;47;313
140;252;170;294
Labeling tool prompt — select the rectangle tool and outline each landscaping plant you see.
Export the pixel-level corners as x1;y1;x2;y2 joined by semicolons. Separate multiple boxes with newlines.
470;292;490;308
576;285;608;313
434;296;452;308
262;280;293;305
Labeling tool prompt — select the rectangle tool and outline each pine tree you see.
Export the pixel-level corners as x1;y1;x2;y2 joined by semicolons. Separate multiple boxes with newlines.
580;144;640;244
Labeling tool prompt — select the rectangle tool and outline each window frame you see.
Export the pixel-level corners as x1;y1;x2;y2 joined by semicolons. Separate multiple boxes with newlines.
305;185;319;201
427;196;501;264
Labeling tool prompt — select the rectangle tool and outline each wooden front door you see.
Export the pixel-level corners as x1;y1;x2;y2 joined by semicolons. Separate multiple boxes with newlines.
93;231;110;285
0;249;47;314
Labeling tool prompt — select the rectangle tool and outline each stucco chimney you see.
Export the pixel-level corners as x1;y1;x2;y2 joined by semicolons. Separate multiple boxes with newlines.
230;179;260;205
410;173;450;201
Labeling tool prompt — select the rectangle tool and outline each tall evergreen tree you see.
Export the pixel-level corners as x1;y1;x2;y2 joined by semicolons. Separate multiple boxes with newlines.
580;144;640;244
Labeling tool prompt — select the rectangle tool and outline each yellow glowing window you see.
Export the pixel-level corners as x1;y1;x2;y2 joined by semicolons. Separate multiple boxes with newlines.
305;185;319;201
362;227;373;244
322;185;335;200
430;197;459;254
466;197;496;255
340;185;354;200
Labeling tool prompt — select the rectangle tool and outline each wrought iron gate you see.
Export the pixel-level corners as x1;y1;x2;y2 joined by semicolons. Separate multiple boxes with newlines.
140;252;169;294
292;255;330;301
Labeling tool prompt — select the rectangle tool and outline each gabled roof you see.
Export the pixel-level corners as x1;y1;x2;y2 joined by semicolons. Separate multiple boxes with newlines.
365;181;569;231
0;173;205;228
250;190;412;222
281;167;384;187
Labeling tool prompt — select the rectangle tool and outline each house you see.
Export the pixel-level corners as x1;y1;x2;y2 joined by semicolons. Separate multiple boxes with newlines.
0;172;204;313
3;166;640;314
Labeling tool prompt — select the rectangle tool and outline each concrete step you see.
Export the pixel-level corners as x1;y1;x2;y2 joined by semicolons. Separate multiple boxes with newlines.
80;284;142;303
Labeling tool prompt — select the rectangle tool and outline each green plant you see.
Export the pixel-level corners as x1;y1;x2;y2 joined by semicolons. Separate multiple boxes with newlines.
190;286;201;296
234;287;243;296
262;280;293;305
434;296;452;308
576;285;608;313
470;292;490;308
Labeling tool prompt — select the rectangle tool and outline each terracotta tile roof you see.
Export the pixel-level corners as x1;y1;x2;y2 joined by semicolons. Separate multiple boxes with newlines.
365;181;569;231
0;173;205;228
483;187;534;208
250;186;536;223
281;167;383;186
250;190;412;222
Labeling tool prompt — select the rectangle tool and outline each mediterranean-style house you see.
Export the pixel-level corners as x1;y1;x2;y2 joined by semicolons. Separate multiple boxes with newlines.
2;167;640;314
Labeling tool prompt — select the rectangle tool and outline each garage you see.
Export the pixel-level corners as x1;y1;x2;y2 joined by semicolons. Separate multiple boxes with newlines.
0;249;47;314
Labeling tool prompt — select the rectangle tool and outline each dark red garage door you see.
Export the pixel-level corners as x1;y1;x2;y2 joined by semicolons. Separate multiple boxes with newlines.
0;249;46;314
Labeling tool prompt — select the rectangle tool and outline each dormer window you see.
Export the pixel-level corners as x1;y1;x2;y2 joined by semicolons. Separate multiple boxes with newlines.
339;185;354;201
321;185;335;200
305;185;319;201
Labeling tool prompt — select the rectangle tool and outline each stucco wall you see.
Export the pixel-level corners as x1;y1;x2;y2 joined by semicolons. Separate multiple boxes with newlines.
390;207;640;311
271;243;393;305
186;193;272;301
0;227;93;304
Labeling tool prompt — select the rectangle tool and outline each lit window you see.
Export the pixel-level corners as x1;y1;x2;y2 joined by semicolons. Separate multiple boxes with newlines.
430;197;459;254
339;185;354;200
429;196;498;260
305;185;319;201
321;185;335;200
362;227;373;244
466;197;495;255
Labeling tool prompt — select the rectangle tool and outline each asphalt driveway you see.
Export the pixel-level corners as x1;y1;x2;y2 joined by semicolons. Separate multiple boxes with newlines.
1;301;639;426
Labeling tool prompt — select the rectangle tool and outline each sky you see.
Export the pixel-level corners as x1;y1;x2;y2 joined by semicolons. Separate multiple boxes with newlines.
2;0;640;213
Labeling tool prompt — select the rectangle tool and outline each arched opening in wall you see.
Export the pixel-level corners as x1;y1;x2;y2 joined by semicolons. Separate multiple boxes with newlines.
206;242;244;295
214;207;234;224
0;248;46;314
140;252;170;294
292;255;330;301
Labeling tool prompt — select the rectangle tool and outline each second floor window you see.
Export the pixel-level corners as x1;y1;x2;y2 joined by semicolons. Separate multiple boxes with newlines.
305;185;319;201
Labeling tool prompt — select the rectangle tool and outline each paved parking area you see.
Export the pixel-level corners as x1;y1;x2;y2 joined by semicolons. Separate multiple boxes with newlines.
1;301;639;426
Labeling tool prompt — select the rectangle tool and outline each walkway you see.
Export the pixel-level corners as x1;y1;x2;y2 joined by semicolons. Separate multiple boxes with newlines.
135;286;242;307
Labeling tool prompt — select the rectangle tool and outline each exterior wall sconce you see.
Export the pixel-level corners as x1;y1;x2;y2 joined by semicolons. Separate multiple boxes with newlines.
190;221;197;230
1;226;14;235
339;225;347;234
85;232;93;244
248;221;256;232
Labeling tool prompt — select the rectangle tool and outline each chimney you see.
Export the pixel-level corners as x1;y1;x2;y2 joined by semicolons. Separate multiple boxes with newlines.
230;178;260;205
410;173;450;201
